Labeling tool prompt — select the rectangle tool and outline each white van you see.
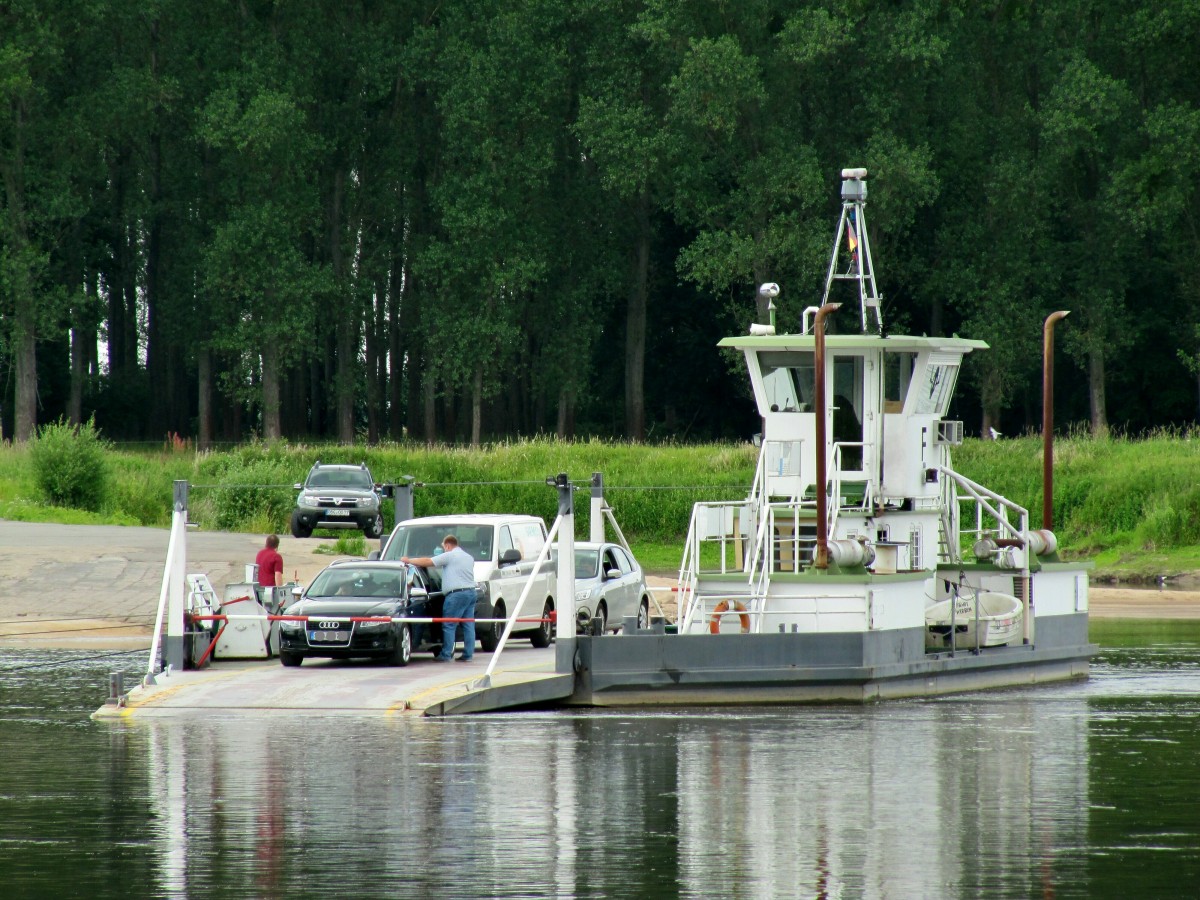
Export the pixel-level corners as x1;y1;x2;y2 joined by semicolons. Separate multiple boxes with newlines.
377;514;557;647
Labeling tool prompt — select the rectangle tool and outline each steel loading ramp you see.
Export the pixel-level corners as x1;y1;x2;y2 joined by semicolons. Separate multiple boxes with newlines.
422;671;575;716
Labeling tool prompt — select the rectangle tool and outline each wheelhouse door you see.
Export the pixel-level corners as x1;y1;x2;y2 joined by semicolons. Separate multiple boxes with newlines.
828;353;867;477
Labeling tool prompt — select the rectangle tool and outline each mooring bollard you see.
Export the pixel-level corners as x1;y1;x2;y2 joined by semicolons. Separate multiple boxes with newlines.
107;672;125;705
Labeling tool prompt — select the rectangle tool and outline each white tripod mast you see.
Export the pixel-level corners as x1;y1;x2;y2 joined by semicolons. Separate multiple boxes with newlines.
819;167;882;334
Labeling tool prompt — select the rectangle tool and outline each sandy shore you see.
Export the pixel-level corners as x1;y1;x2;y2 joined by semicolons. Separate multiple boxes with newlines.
1089;586;1200;619
0;521;1196;650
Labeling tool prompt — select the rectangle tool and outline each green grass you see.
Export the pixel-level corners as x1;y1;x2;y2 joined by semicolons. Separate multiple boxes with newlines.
3;433;1200;581
313;533;369;557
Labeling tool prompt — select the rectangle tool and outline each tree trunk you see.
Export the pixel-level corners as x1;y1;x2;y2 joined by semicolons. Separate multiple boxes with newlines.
145;18;168;436
2;98;37;442
1195;369;1200;424
444;388;458;442
329;168;356;444
1088;346;1108;437
556;386;575;438
14;325;37;443
68;271;97;425
198;347;213;451
422;373;436;445
388;256;405;439
929;293;943;337
262;343;282;440
365;282;384;445
69;325;85;425
471;362;483;448
625;195;650;441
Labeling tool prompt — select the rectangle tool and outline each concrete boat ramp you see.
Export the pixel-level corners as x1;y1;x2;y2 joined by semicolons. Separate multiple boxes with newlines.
93;646;574;720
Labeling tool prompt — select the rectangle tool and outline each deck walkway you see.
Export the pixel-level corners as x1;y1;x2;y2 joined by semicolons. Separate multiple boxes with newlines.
92;645;573;720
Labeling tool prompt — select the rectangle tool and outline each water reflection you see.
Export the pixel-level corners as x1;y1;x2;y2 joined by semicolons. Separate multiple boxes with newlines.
4;630;1200;899
122;697;1090;899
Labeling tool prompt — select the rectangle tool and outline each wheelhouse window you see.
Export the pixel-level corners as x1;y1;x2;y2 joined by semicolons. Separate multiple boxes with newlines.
913;363;959;416
759;351;815;412
884;352;916;413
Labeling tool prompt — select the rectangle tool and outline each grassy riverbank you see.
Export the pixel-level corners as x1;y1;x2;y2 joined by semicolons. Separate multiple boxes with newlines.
0;434;1194;580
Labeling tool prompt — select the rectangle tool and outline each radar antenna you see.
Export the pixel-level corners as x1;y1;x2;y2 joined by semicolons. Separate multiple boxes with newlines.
819;167;882;334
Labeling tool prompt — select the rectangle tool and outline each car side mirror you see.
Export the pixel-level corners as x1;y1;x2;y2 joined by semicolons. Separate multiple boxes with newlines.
410;587;428;600
499;548;522;566
367;550;380;560
291;586;303;598
293;483;303;490
604;568;621;580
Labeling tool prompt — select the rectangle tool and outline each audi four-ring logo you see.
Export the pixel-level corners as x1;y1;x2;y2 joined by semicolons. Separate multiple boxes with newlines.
317;620;340;630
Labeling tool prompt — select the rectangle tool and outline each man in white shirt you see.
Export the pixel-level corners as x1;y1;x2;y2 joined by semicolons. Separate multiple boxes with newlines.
402;535;477;662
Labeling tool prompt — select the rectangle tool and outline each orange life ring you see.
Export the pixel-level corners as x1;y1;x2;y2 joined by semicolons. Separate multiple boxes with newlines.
709;600;751;634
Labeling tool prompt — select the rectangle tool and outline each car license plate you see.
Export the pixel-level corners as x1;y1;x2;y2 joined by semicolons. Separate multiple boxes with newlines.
311;630;349;642
327;509;351;517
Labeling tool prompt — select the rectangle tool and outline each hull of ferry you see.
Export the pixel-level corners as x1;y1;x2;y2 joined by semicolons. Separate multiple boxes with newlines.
567;564;1094;707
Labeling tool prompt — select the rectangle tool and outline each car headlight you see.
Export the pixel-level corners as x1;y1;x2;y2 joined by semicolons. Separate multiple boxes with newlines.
475;582;490;603
300;492;319;505
279;619;303;632
356;497;375;507
357;618;393;631
575;588;594;603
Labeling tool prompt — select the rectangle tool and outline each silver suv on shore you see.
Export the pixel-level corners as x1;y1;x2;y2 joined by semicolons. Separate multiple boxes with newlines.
377;514;557;647
291;461;385;540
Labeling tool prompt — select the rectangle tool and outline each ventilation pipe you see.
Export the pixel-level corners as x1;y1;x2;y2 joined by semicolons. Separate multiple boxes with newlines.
1043;311;1069;530
814;303;842;569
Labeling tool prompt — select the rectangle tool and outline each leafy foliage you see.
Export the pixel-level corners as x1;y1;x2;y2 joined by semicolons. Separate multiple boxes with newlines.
4;1;1200;444
28;418;110;511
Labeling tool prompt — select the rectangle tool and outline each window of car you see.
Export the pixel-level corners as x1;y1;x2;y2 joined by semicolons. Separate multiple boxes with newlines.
309;567;377;598
574;549;599;579
498;526;515;558
511;522;545;561
602;549;620;575
307;468;373;490
384;524;443;559
612;547;635;575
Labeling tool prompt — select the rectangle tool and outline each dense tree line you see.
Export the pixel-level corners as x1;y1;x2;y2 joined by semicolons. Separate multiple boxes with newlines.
2;1;1198;446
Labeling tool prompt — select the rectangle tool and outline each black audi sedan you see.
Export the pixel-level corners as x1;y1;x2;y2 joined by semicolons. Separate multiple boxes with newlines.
278;560;436;667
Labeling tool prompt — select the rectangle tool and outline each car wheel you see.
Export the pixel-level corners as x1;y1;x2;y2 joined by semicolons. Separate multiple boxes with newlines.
364;513;384;540
481;602;504;652
389;624;412;667
637;597;650;630
592;601;607;635
530;599;554;648
279;651;303;667
290;511;313;539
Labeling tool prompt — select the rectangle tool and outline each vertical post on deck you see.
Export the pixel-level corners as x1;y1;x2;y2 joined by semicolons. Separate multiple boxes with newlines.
553;474;576;674
164;480;188;673
589;472;604;544
394;479;415;526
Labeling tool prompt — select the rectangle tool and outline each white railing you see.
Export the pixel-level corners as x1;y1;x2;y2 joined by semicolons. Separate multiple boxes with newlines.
678;500;755;630
678;439;879;635
677;508;701;629
937;466;1029;564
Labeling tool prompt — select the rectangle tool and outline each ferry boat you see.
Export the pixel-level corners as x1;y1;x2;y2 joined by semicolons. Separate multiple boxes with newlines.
119;166;1093;719
566;167;1095;706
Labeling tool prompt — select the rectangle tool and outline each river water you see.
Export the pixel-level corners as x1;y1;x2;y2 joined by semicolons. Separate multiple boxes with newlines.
2;621;1199;900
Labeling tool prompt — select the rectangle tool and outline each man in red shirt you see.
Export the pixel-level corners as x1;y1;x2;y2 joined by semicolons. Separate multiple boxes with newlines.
256;535;284;588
